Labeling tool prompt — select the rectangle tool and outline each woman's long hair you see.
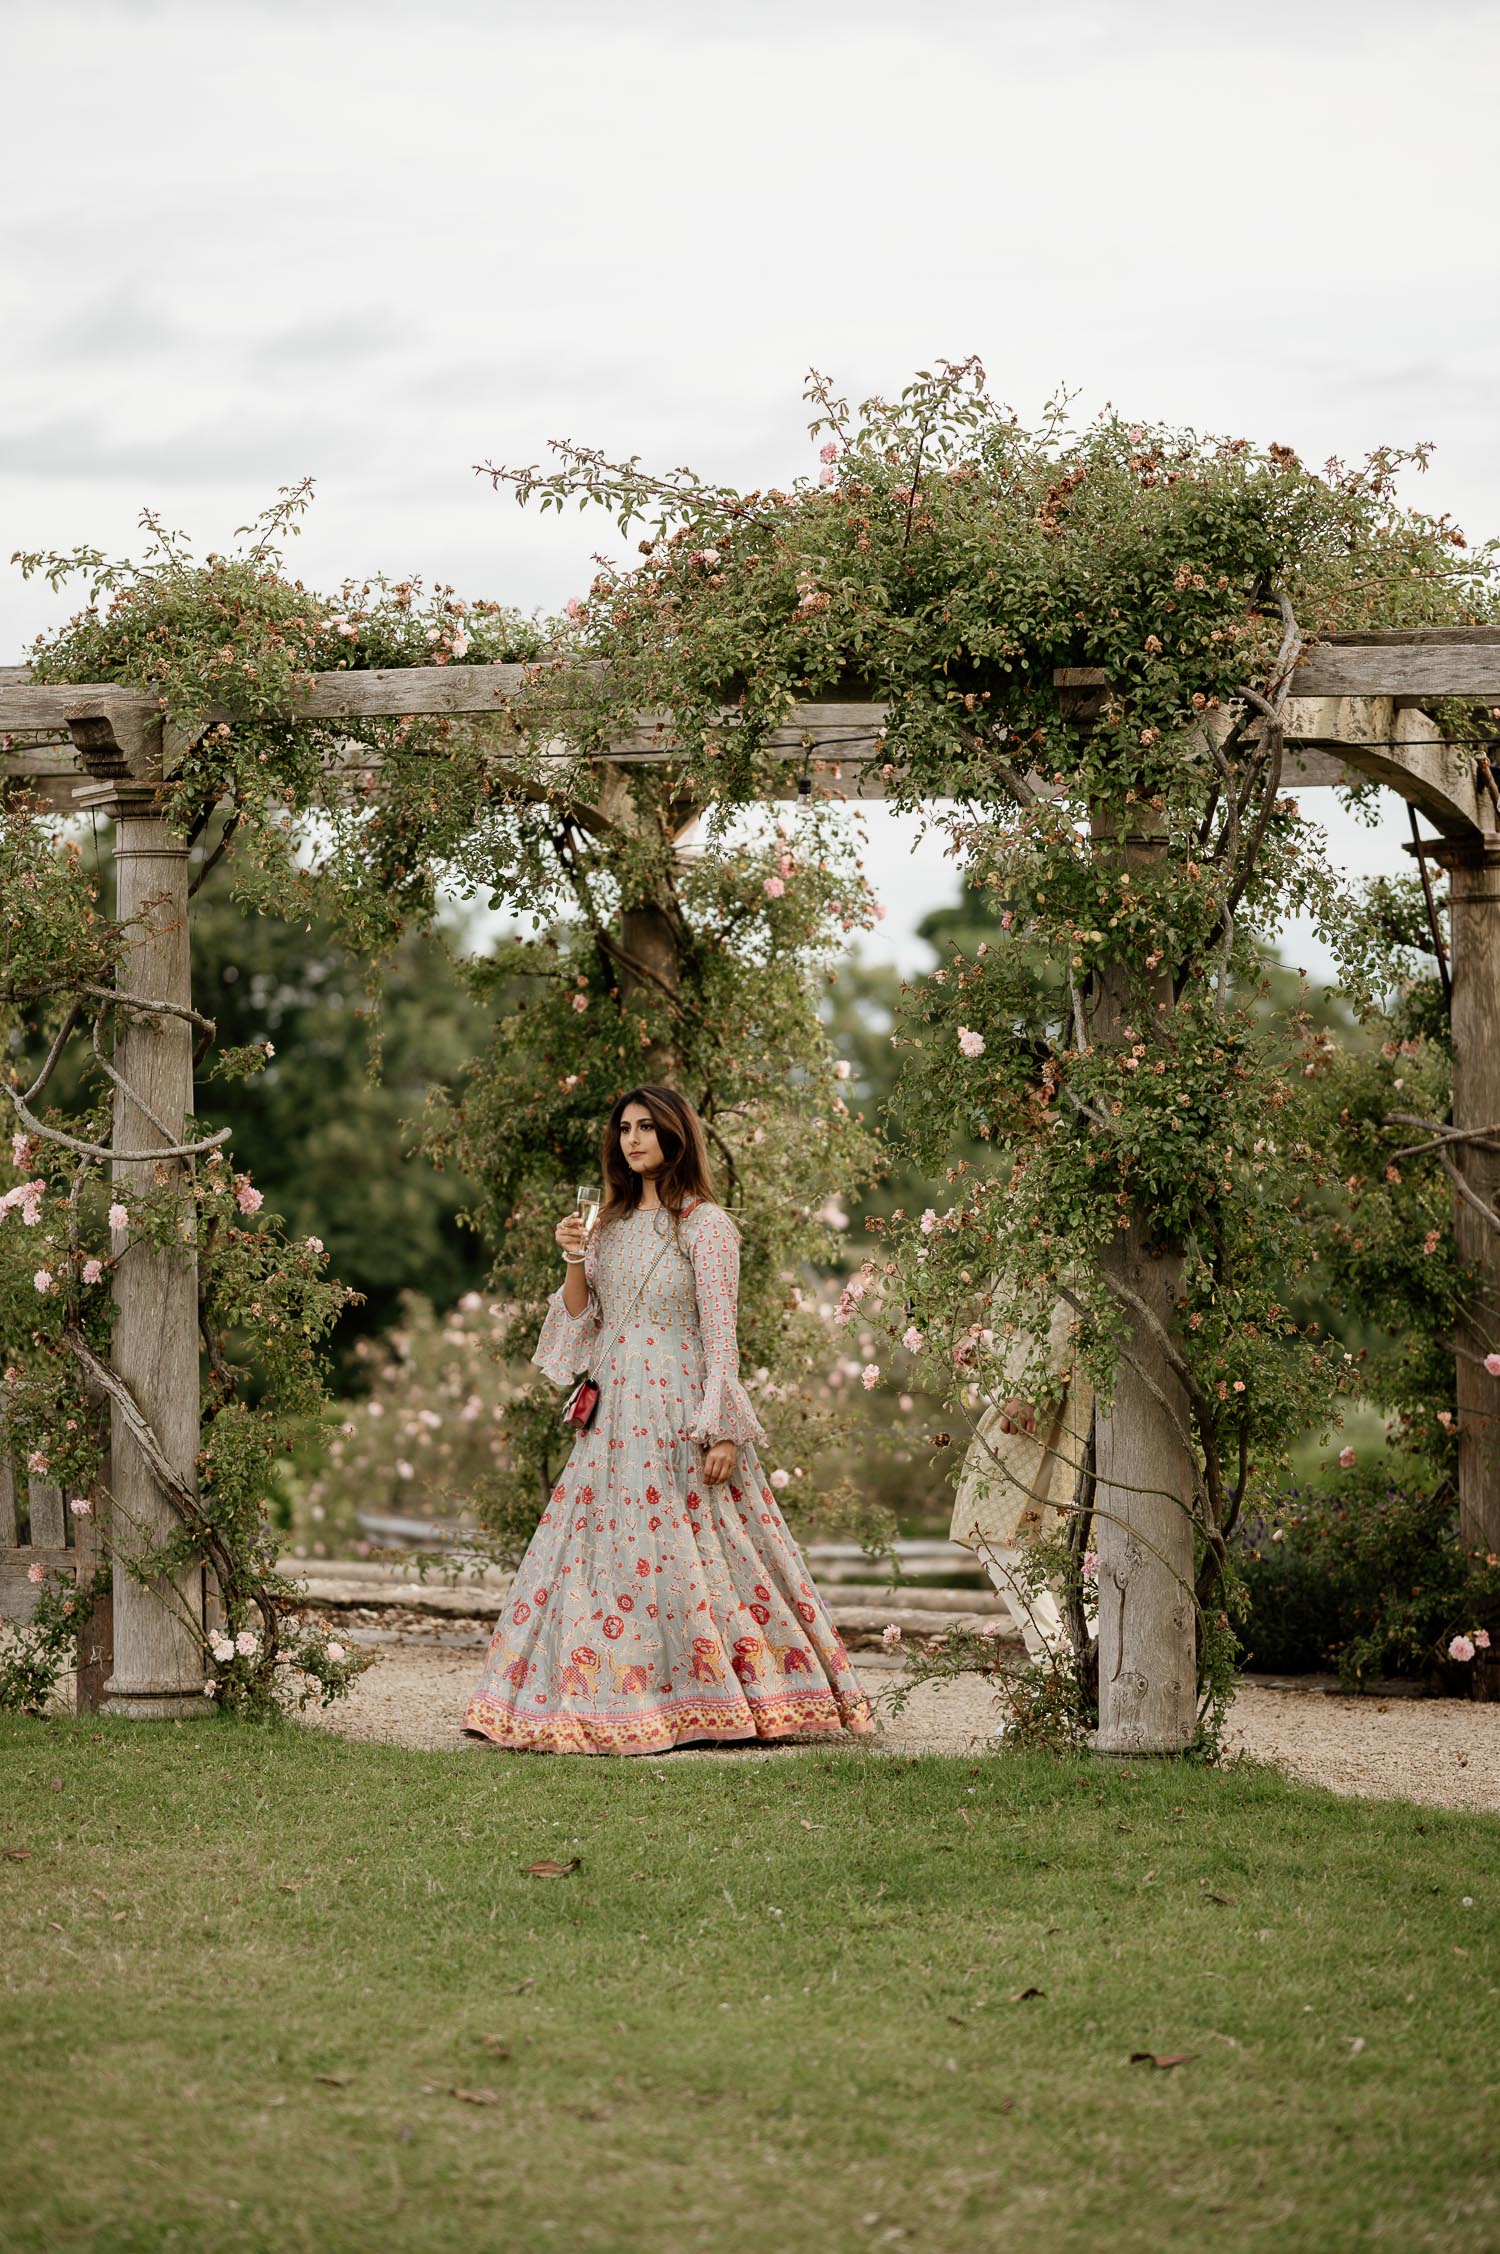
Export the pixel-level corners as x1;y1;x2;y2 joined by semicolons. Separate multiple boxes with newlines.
597;1086;721;1233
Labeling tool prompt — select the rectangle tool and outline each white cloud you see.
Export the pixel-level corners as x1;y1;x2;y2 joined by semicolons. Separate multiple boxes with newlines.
3;0;1491;962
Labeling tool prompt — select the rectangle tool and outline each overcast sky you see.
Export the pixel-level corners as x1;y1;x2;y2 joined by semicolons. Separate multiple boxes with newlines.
5;0;1496;977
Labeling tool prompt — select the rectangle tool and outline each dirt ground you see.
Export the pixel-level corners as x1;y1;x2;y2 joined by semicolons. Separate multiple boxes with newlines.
299;1637;1500;1815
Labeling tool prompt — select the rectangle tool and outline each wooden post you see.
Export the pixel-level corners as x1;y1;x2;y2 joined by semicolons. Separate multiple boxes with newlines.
1439;841;1500;1563
1089;808;1198;1753
100;809;206;1716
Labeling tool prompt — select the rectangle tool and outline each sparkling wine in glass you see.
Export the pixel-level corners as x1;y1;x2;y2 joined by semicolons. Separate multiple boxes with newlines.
575;1183;602;1235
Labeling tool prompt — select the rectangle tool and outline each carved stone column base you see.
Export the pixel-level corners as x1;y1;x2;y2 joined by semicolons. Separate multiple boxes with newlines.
100;1680;214;1720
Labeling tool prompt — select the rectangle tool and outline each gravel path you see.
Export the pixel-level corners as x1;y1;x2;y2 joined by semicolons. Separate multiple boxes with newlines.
300;1637;1500;1814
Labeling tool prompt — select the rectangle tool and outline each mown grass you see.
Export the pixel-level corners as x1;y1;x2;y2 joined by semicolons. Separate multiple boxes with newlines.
1;1715;1496;2254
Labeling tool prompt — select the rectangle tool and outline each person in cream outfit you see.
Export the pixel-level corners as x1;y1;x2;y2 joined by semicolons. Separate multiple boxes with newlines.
948;1297;1094;1662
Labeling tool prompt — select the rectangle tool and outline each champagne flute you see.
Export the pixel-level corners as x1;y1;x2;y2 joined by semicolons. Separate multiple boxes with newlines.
575;1182;602;1236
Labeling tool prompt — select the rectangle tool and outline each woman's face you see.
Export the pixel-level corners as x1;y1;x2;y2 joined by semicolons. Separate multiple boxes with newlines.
618;1104;665;1176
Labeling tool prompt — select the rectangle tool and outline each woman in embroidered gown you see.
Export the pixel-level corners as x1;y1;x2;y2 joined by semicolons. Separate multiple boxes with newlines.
463;1087;877;1756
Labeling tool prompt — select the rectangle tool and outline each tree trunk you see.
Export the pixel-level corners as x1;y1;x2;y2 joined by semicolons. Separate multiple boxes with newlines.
1089;803;1198;1753
1444;843;1500;1563
102;817;206;1717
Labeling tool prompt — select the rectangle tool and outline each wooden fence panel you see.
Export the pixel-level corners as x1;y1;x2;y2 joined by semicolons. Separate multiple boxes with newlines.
27;1478;66;1549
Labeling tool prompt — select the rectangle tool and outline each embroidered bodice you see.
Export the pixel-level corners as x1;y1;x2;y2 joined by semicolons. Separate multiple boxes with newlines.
531;1201;767;1449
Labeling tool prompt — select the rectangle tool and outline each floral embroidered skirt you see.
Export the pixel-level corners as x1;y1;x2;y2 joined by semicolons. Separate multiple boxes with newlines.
462;1379;877;1756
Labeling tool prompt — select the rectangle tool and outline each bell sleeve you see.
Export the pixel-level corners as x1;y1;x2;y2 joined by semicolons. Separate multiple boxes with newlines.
530;1233;603;1387
683;1204;769;1449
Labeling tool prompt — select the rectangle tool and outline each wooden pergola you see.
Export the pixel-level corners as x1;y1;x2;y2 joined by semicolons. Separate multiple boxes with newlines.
3;627;1498;1728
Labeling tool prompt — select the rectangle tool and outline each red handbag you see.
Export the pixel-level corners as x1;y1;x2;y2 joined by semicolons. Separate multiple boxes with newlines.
560;1376;600;1431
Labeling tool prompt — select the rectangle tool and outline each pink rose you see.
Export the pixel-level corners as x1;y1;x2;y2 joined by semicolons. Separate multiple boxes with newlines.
26;1449;48;1474
820;442;839;463
958;1028;985;1058
108;1203;129;1231
571;993;589;1012
1473;1628;1491;1650
33;1269;54;1294
880;1622;902;1648
861;1363;880;1391
326;1642;347;1663
234;1175;263;1215
763;876;785;899
1082;1552;1099;1584
770;1468;791;1489
1449;1634;1476;1663
82;1259;103;1285
1338;1446;1356;1469
1485;1353;1500;1378
564;597;584;621
902;1326;923;1353
69;1497;92;1517
27;1562;45;1585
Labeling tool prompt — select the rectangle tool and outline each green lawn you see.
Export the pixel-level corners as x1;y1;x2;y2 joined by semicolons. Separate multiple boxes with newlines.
2;1717;1496;2254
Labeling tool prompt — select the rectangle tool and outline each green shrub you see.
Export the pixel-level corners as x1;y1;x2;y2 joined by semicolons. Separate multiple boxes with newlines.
1233;1460;1500;1687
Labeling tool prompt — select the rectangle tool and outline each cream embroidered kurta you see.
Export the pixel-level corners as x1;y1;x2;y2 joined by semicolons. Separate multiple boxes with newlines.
463;1201;877;1755
949;1296;1094;1558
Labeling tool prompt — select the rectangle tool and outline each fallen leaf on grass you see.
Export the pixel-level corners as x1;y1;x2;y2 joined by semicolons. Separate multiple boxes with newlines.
525;1858;582;1878
1130;2052;1196;2069
477;2036;512;2057
510;1978;535;1994
959;1809;973;1831
451;2086;501;2106
2;1848;33;1862
111;1910;128;1923
798;1819;826;1831
1009;1987;1045;2003
315;2073;351;2087
1203;1891;1235;1907
278;1882;302;1894
1346;2036;1366;2055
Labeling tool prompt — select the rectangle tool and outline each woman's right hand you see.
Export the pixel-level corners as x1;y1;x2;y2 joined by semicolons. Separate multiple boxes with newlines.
555;1211;588;1264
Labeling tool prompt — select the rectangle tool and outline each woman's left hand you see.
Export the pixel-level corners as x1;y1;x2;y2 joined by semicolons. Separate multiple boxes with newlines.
701;1440;737;1487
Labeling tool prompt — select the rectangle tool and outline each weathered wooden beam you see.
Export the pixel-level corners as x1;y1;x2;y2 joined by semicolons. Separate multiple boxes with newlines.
0;681;160;738
289;663;530;718
0;741;81;811
5;651;1497;832
1282;699;1487;840
1294;627;1500;701
0;1547;72;1620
